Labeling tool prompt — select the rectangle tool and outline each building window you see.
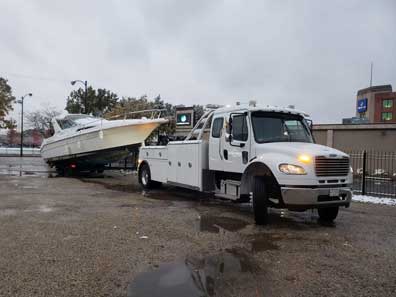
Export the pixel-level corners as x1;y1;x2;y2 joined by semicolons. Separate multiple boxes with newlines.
383;99;393;109
381;112;393;121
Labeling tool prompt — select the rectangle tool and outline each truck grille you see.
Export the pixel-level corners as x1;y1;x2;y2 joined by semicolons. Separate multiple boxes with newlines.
315;156;350;177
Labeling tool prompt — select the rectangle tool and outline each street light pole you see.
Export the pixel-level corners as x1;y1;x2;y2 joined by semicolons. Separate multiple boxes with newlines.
19;93;33;157
84;80;87;114
71;80;88;114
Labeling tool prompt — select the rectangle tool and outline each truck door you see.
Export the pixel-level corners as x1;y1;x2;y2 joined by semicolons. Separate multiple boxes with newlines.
222;113;250;173
209;116;225;171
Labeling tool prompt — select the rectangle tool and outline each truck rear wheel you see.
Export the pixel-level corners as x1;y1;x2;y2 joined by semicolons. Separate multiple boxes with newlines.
318;206;339;222
139;163;161;189
252;177;269;225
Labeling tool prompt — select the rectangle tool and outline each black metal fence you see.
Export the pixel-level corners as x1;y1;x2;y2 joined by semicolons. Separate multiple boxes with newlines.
347;151;396;198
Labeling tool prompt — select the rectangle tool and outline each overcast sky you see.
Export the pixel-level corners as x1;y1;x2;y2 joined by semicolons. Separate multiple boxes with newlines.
1;0;395;124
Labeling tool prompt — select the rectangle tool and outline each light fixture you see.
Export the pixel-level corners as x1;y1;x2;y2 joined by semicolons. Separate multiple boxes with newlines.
279;164;307;175
298;154;312;164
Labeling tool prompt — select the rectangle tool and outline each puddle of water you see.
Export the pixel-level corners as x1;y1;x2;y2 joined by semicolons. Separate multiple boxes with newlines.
127;248;258;297
23;205;55;213
142;187;211;203
198;215;249;233
81;179;141;193
249;233;280;252
119;203;137;208
22;185;38;189
0;169;55;177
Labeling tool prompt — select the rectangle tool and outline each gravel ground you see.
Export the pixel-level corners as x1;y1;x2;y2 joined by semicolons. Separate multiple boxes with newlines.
0;157;395;297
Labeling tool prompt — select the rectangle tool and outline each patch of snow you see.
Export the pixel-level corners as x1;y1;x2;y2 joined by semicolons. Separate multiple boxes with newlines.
352;195;396;206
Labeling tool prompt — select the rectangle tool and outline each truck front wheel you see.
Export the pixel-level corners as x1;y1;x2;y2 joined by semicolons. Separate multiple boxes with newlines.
252;177;269;225
318;206;339;222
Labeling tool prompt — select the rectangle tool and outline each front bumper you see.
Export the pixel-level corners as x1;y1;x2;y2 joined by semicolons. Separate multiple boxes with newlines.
281;186;352;209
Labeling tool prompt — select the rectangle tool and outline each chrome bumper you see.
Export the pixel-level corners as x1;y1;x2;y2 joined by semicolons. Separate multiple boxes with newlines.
281;186;352;208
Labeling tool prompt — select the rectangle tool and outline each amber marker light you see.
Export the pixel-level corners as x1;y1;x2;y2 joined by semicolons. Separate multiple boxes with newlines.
298;154;312;164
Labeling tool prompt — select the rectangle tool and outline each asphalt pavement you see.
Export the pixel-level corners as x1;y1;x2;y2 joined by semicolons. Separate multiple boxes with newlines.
0;157;395;297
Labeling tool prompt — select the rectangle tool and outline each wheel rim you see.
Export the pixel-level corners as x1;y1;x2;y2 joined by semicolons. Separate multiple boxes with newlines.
141;169;149;185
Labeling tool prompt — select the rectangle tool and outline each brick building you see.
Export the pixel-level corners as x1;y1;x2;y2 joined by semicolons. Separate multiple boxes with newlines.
356;84;396;123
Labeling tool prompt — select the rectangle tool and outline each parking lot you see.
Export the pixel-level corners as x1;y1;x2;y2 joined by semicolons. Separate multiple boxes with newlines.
0;157;395;297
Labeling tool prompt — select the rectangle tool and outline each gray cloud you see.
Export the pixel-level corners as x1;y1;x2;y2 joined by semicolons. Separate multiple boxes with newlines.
1;0;395;124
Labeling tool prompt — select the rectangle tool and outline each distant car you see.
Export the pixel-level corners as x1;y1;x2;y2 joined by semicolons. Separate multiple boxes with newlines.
373;169;387;177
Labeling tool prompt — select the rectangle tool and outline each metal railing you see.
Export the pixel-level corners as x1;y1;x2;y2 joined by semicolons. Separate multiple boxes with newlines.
347;150;396;198
106;108;167;120
59;109;169;132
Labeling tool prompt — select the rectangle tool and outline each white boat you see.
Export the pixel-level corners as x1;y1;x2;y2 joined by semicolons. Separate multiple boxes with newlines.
41;112;168;170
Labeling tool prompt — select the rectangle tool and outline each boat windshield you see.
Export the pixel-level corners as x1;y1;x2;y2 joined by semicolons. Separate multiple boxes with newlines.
57;115;99;129
251;111;313;144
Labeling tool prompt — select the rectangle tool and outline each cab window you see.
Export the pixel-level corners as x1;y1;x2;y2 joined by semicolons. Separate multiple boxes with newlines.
211;117;223;138
232;115;248;141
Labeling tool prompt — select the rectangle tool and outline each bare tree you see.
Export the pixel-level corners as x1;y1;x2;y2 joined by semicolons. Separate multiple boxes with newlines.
25;106;61;135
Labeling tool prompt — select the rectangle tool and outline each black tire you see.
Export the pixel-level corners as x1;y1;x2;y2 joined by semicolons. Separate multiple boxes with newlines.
55;166;65;177
252;177;269;225
139;163;161;189
318;206;339;222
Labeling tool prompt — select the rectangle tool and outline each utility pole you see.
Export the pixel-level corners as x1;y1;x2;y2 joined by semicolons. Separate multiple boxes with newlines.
18;93;33;157
370;62;373;87
84;80;88;114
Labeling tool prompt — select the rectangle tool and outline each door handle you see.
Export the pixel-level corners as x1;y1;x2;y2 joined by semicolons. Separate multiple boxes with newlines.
242;151;248;164
223;149;228;160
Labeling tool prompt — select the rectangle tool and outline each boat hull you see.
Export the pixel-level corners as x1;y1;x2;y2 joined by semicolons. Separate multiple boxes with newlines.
41;121;162;162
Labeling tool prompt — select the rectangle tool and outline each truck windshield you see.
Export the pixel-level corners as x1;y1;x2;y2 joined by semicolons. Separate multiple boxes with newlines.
251;111;313;143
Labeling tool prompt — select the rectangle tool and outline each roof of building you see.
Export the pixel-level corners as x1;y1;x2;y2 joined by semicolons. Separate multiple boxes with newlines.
357;85;392;96
313;123;396;130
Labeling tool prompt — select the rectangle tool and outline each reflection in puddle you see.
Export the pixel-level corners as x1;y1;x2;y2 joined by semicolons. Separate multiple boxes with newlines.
198;215;249;233
127;248;258;297
250;233;280;252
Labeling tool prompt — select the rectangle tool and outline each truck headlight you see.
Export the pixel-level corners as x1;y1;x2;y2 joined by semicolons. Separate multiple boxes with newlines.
279;164;307;175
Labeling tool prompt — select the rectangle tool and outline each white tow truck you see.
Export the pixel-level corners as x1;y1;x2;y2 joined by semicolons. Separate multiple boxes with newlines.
138;103;352;224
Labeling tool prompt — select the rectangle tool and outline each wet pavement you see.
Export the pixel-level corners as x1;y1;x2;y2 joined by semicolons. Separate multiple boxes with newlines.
0;157;396;297
0;156;55;177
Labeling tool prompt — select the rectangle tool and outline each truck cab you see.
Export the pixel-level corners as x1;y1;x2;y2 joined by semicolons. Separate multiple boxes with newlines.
138;104;352;225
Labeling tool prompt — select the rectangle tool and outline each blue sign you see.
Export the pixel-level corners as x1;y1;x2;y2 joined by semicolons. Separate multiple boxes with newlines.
357;98;368;113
